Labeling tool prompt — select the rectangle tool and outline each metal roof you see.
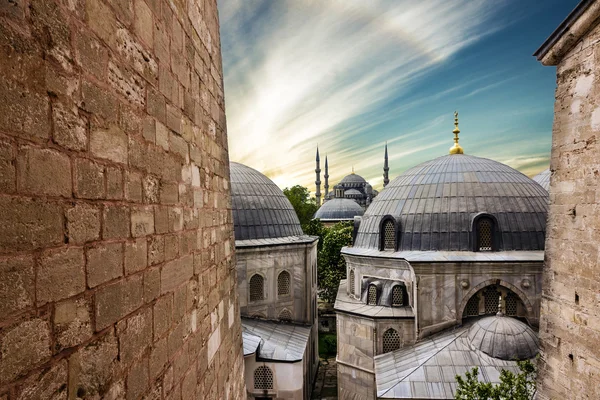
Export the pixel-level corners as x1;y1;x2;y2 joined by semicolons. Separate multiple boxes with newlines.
230;162;304;241
242;329;261;356
241;318;311;362
375;321;538;399
533;169;550;192
341;248;545;263
334;280;414;318
314;198;364;220
344;189;362;195
340;173;367;184
354;154;548;251
467;316;538;361
235;235;317;248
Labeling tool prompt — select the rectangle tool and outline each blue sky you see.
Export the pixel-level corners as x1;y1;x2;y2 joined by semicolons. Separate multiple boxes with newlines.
218;0;579;192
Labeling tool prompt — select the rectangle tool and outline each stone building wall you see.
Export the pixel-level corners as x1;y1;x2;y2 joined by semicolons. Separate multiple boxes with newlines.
0;0;245;399
536;14;600;400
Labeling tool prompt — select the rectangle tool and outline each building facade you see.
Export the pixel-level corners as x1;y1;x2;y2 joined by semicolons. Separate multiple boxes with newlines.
0;0;246;399
334;118;547;399
230;162;319;399
534;1;600;398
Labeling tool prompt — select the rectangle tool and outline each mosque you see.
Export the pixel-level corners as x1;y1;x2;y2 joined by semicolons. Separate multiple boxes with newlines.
229;162;320;399
313;144;390;224
334;113;549;399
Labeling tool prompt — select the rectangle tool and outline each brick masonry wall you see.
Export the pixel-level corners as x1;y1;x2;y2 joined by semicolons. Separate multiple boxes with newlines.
0;0;246;399
537;20;600;400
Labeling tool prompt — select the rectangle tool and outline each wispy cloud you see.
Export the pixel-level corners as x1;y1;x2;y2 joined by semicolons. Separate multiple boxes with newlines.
219;0;531;191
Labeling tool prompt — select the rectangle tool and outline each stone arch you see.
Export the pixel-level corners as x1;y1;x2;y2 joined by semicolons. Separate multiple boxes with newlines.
457;279;533;322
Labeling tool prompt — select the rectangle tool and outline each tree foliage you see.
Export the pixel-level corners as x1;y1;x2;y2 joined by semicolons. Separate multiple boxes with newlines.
455;360;536;400
317;221;353;303
304;218;326;252
283;185;319;232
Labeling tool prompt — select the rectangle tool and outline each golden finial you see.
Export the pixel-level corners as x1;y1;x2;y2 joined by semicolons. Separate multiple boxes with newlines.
449;111;464;155
496;295;504;317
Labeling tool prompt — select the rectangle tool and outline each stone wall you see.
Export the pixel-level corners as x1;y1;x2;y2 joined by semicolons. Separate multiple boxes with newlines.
0;0;245;399
537;17;600;400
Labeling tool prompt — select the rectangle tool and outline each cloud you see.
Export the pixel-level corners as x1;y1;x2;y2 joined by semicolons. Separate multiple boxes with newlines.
219;0;512;191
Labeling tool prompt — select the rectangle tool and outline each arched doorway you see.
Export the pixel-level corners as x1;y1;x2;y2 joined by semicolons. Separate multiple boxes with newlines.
461;284;528;321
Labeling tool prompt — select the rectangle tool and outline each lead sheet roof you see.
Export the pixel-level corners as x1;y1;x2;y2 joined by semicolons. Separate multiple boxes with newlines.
241;318;311;362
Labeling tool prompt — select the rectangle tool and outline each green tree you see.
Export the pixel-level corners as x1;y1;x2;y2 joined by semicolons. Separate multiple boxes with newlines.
317;221;353;303
283;185;319;232
304;218;326;252
455;360;536;400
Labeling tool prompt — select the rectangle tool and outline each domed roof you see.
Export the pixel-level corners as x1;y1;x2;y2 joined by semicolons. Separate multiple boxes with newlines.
533;168;550;191
354;154;548;251
344;189;362;196
230;162;303;240
467;315;539;360
340;173;367;184
314;198;364;220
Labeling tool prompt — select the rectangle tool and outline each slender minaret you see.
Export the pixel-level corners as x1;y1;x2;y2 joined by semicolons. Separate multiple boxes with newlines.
383;142;389;187
315;147;321;206
324;155;329;200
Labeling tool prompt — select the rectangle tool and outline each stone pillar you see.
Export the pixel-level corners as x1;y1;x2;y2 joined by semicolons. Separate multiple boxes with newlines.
0;0;245;398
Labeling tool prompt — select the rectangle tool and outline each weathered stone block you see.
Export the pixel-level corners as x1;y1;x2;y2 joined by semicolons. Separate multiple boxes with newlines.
0;80;49;141
103;205;130;239
0;319;51;385
115;27;158;84
148;236;165;266
153;295;173;339
90;124;128;164
144;266;160;302
159;181;179;204
143;175;159;204
149;337;168;379
52;102;88;151
125;238;147;275
74;158;105;199
0;255;34;316
85;0;117;49
17;146;71;197
106;166;124;200
133;0;153;47
117;307;152;366
161;255;193;294
14;359;68;400
95;274;144;330
143;116;156;143
166;104;182;134
108;60;145;108
75;26;108;78
86;242;123;288
66;203;101;244
126;356;149;400
54;297;92;350
37;247;86;304
155;121;169;151
126;171;143;202
131;206;155;237
0;141;15;193
80;80;117;121
169;131;188;160
0;197;63;252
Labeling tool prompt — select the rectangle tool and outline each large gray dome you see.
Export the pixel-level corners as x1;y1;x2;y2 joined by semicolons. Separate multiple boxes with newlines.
314;198;364;221
230;162;303;240
354;154;548;251
467;315;539;360
340;173;366;184
533;168;550;191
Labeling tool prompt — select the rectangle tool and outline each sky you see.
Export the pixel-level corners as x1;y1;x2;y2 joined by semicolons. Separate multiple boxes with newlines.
217;0;579;193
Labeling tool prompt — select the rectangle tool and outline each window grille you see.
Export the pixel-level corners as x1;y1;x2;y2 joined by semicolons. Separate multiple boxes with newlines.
349;270;355;295
484;286;499;314
383;220;395;250
249;274;264;302
505;292;518;316
477;218;493;251
382;329;401;353
277;271;290;296
368;285;377;305
391;286;404;306
464;294;480;317
279;309;292;322
254;366;273;390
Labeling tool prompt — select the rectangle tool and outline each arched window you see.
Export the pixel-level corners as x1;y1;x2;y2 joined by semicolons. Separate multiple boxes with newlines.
484;286;500;314
382;219;396;250
254;366;273;390
476;217;494;251
349;270;355;295
391;285;404;306
249;274;264;302
382;328;401;353
368;284;378;305
277;271;290;296
279;309;292;321
464;295;479;317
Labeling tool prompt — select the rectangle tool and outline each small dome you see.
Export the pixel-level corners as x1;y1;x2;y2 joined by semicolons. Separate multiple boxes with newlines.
314;198;364;220
533;168;550;191
340;173;367;184
230;162;303;240
467;315;539;360
354;154;548;251
344;189;362;196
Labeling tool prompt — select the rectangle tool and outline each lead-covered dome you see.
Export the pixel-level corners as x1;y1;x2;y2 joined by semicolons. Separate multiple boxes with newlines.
230;162;303;240
467;315;539;360
314;198;364;221
354;154;548;251
340;173;366;184
533;168;550;191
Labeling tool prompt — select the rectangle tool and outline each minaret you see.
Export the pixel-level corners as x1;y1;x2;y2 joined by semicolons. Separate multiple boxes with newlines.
315;147;321;206
324;155;329;200
449;111;464;155
383;142;389;187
